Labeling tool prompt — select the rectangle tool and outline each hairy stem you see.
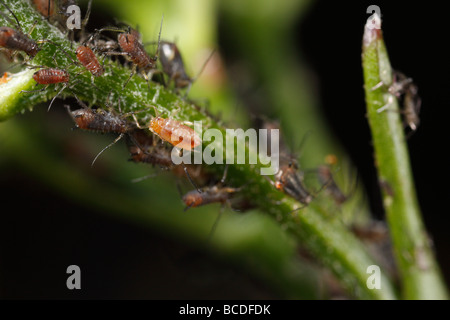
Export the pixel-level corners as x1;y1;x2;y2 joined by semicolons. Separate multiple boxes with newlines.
362;14;448;299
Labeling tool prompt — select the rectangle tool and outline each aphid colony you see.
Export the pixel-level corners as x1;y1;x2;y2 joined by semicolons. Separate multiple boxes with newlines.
0;0;416;235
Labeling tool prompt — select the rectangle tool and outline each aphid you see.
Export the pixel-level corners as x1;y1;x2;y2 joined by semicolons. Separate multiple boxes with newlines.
76;45;104;77
65;95;146;166
317;165;348;205
157;40;215;94
183;184;239;209
20;66;75;111
97;17;163;88
148;116;202;151
374;70;421;134
388;71;421;132
32;67;70;84
182;166;243;238
274;158;312;205
127;129;173;168
0;0;40;58
402;80;421;132
126;129;202;191
262;122;312;207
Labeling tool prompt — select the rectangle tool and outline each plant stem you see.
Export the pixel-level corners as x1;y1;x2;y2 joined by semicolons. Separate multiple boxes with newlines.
362;14;448;299
0;0;397;299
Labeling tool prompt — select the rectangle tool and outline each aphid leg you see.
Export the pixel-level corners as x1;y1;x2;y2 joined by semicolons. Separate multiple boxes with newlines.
377;95;394;113
20;84;47;94
132;114;145;129
219;164;229;185
131;173;160;184
185;49;216;98
48;79;80;112
73;93;89;109
288;204;307;217
123;64;137;89
91;133;125;167
64;104;79;130
181;163;201;193
80;0;93;31
47;82;69;111
127;132;151;156
371;81;385;91
207;203;226;242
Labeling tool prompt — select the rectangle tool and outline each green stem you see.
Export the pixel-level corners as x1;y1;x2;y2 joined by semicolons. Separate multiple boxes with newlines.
1;0;397;299
362;14;448;299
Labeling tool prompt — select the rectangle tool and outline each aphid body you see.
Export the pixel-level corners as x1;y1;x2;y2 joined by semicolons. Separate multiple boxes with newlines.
33;68;69;84
118;31;156;71
0;26;40;57
274;159;312;205
76;45;104;77
183;186;238;208
149;117;201;151
159;41;191;88
68;107;130;134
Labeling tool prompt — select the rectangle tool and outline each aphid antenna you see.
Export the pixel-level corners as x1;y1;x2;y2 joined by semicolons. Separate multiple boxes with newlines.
294;129;313;159
153;14;164;62
191;48;216;83
91;133;125;167
180;48;216;98
36;39;78;64
207;204;225;242
0;0;22;31
81;0;93;31
47;0;50;21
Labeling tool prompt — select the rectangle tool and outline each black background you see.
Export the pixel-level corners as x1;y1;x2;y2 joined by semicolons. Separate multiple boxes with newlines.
1;0;449;299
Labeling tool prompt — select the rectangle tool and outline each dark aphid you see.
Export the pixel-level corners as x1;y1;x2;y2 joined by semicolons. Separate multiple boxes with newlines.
261;120;312;206
97;16;163;88
127;129;202;191
402;80;421;132
158;40;214;94
183;185;239;209
65;95;144;166
317;165;348;205
0;0;40;58
127;129;173;168
182;165;244;239
274;158;312;205
389;71;421;132
374;70;421;134
76;45;104;77
182;166;240;210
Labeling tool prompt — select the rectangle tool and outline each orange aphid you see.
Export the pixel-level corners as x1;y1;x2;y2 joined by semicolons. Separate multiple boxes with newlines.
149;117;201;151
0;72;11;84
